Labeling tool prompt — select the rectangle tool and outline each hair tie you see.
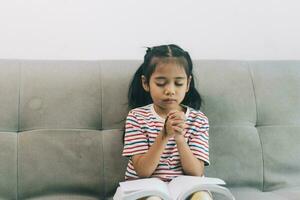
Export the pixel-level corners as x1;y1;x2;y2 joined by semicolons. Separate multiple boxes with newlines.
146;47;152;54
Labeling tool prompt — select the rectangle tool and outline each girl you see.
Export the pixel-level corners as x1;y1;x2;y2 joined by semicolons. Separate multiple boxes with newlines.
122;44;212;200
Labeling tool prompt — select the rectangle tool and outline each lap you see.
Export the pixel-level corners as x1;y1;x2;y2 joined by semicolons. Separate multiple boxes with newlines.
189;191;213;200
139;191;213;200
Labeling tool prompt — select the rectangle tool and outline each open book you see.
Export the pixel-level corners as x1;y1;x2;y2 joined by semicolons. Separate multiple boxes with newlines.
113;175;235;200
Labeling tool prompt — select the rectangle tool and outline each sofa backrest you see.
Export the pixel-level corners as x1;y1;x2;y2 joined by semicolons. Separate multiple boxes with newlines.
0;60;299;199
247;61;300;191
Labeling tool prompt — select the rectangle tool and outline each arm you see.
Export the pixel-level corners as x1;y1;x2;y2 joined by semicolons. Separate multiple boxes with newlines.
166;111;205;176
132;131;169;178
124;110;173;178
175;135;205;176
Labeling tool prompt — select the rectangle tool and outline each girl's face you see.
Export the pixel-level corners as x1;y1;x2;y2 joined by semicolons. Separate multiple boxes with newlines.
142;61;191;117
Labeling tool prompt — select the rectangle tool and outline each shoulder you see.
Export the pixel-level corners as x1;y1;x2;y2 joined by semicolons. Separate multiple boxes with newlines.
127;104;152;119
186;106;209;125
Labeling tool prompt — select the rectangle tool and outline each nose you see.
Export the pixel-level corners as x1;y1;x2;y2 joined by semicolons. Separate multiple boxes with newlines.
164;86;175;96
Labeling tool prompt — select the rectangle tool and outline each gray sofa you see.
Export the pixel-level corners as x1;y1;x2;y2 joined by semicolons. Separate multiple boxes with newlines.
0;59;299;200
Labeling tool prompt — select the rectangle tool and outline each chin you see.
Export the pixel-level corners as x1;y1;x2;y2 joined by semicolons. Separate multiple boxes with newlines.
164;104;181;110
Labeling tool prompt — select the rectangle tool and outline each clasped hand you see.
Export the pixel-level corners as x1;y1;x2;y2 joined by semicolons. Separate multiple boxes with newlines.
164;110;186;141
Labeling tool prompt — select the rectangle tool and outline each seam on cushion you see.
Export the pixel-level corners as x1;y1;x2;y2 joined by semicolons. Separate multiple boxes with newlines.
99;62;105;199
101;131;105;199
16;132;19;200
17;60;21;200
17;61;21;133
99;62;103;130
247;61;265;192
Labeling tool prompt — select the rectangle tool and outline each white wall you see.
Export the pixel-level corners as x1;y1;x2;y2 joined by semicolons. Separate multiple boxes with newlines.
0;0;299;60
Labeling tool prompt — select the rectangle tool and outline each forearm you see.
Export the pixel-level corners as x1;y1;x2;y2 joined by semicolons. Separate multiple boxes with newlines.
132;132;169;178
176;136;204;176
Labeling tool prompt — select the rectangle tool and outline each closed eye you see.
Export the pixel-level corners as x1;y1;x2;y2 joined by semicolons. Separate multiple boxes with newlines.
156;82;166;87
156;82;184;87
175;82;184;86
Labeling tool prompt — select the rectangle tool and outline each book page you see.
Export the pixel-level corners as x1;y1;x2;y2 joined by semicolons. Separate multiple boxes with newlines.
114;187;171;200
119;178;170;196
178;185;235;200
167;176;226;200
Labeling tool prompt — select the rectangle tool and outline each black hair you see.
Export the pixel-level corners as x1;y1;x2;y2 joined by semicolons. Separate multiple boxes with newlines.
128;44;202;110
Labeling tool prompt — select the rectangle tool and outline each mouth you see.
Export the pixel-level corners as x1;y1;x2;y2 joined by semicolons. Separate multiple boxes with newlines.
162;98;177;104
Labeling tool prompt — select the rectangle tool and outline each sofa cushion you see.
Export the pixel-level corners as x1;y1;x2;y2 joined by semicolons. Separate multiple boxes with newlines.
250;61;300;191
19;61;101;131
23;194;100;200
206;126;263;188
102;129;128;198
18;130;104;199
257;126;300;190
100;60;141;130
272;186;300;200
0;60;19;131
229;187;289;200
0;132;17;200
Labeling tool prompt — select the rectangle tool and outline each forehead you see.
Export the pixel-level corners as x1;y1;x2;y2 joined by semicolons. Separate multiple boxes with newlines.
151;62;187;79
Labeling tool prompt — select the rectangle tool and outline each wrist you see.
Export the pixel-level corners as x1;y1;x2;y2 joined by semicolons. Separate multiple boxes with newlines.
162;115;172;139
161;128;171;140
174;134;185;143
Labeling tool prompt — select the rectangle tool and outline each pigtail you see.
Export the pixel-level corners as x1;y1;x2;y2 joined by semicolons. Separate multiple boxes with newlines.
182;81;202;110
128;63;152;110
128;47;156;109
181;49;202;110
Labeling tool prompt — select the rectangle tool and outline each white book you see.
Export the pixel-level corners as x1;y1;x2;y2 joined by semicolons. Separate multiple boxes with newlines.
113;176;235;200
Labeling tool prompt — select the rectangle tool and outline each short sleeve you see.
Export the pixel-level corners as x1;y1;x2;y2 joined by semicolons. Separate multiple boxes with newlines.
122;111;149;157
188;113;210;166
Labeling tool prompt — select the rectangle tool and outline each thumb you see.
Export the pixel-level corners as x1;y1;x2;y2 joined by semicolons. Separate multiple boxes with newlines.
167;110;178;118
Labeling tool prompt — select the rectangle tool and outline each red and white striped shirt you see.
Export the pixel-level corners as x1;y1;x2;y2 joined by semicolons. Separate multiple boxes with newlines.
122;104;209;182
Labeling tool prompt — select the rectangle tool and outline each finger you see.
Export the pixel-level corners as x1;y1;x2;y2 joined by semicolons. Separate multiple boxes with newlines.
168;110;178;116
171;121;185;128
168;112;178;120
169;116;185;123
171;112;186;121
178;112;186;120
168;109;185;116
171;120;185;127
173;126;184;134
183;123;189;129
171;123;184;129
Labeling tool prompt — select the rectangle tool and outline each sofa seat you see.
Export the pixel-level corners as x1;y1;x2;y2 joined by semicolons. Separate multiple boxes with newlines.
228;187;300;200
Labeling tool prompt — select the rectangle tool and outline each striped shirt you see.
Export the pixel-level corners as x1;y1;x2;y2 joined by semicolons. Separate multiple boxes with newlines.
122;104;209;182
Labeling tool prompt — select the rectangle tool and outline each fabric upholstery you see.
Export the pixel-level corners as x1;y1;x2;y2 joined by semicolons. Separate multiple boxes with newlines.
250;61;300;191
18;130;104;199
0;132;17;200
0;61;19;131
19;60;101;131
101;130;128;198
0;60;19;199
100;60;140;129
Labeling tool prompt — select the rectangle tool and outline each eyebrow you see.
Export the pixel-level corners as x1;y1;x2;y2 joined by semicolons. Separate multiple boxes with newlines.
154;76;186;80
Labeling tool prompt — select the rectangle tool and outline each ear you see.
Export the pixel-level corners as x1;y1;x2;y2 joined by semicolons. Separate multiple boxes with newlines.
186;75;192;92
141;75;150;92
